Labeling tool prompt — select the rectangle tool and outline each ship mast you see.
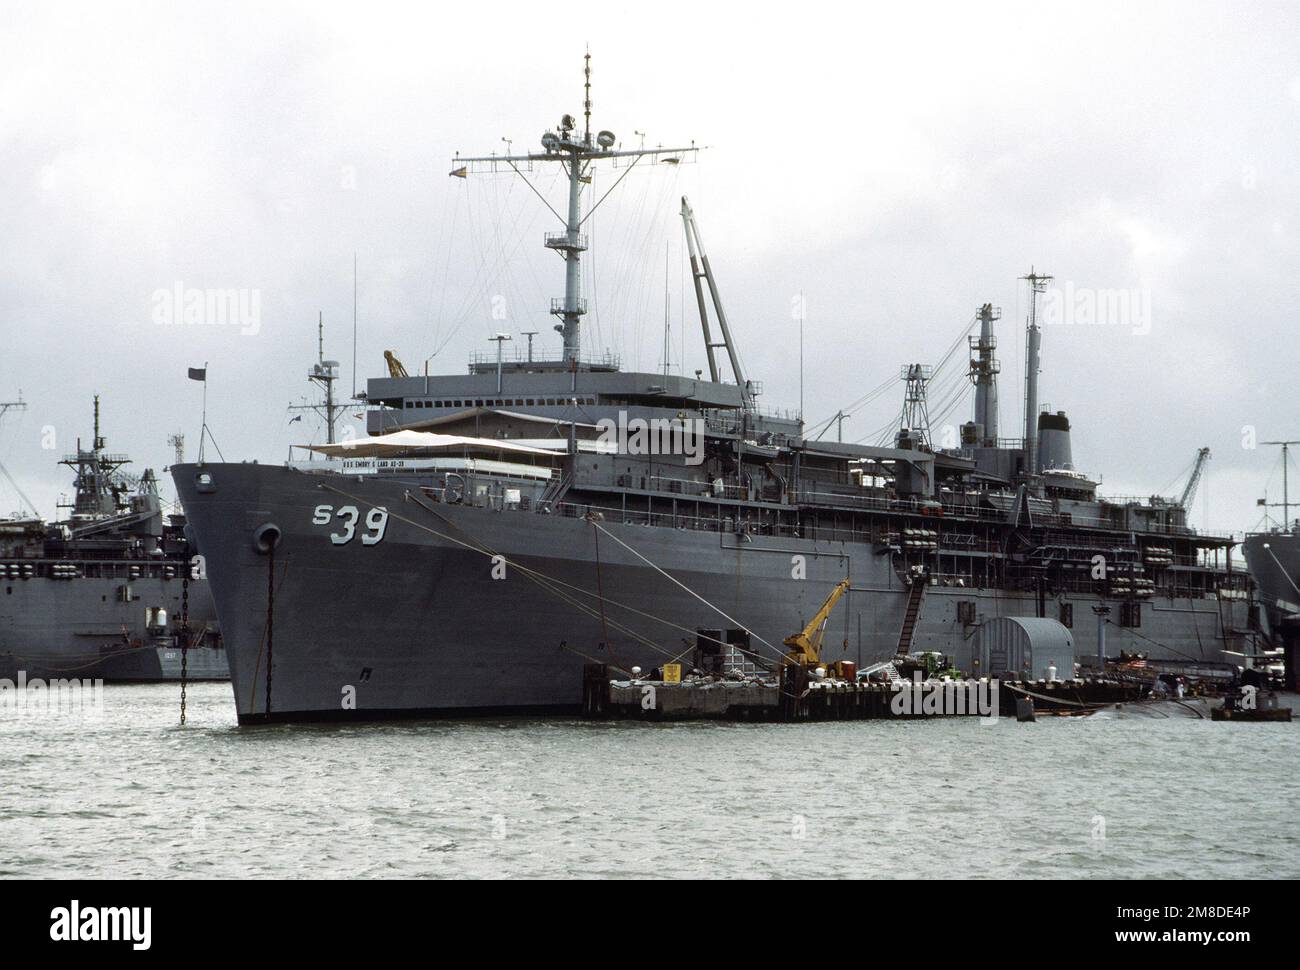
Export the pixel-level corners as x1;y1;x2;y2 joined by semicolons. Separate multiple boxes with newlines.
290;312;342;444
1021;269;1052;476
1260;440;1300;529
60;395;132;520
0;392;38;518
450;54;698;364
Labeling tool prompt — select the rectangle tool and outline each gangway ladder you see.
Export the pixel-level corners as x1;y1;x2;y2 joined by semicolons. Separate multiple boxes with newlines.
896;575;928;654
859;659;904;683
537;464;574;510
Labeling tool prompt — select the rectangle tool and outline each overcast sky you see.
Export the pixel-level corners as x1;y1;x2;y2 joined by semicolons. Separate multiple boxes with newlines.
1;0;1297;535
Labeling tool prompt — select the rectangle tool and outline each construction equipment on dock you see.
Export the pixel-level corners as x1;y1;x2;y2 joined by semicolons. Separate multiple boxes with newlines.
782;577;850;669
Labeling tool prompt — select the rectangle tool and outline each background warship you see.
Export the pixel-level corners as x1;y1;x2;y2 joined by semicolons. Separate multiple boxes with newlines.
175;59;1260;723
0;396;226;682
1242;441;1299;687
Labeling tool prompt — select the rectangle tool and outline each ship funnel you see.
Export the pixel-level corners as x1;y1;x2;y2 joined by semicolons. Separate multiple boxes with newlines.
1037;411;1073;472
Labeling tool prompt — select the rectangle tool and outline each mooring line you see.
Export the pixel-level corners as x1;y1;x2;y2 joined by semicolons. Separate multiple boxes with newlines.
318;480;783;673
398;490;650;664
586;517;787;662
318;481;683;666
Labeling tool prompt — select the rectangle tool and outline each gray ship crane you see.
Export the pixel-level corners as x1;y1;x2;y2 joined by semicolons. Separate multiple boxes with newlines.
681;197;753;408
1178;447;1211;509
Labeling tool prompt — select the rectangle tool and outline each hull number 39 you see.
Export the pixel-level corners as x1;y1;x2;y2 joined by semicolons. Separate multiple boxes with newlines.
312;504;389;546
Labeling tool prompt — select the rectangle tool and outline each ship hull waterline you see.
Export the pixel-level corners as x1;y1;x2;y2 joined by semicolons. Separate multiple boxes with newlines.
174;463;1250;726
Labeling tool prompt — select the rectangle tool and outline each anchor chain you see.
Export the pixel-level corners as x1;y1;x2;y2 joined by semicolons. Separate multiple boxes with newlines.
180;566;190;726
265;545;274;716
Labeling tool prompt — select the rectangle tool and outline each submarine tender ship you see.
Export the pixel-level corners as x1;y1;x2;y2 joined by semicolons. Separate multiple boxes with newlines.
174;60;1254;723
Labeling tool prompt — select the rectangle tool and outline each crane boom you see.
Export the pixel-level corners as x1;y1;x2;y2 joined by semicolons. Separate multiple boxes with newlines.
383;350;409;379
1179;447;1211;508
783;578;851;667
681;197;751;407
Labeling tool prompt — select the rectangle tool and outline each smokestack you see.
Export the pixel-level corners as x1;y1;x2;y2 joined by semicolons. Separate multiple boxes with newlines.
1023;325;1041;472
1037;411;1073;472
971;303;1000;446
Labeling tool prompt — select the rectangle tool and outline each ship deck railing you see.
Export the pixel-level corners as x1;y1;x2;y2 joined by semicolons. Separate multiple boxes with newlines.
466;350;622;370
543;501;1232;596
570;471;1205;537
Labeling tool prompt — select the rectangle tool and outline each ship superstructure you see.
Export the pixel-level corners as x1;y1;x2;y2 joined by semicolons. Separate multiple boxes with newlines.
1242;440;1300;685
0;397;226;682
174;58;1256;723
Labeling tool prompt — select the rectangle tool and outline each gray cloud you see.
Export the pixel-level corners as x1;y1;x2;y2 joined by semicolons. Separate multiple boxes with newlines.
1;1;1297;536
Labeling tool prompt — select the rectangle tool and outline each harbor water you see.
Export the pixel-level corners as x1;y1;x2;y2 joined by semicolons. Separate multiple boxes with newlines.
1;684;1296;879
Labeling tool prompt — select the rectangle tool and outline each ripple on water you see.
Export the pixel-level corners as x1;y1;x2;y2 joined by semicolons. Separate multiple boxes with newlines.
1;683;1298;878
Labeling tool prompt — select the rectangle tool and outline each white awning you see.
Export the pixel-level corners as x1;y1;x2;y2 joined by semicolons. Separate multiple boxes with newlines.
303;430;555;458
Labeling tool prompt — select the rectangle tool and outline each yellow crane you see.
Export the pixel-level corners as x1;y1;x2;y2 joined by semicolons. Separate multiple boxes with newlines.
783;578;851;668
384;350;409;379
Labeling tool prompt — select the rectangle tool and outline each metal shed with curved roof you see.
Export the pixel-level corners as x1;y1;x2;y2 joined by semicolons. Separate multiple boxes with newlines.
976;616;1075;680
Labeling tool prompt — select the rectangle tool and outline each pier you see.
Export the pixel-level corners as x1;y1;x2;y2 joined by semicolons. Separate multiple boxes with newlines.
581;664;1149;723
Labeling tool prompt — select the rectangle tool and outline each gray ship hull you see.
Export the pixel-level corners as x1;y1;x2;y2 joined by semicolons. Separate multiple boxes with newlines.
175;462;1250;724
1243;532;1300;626
0;571;227;683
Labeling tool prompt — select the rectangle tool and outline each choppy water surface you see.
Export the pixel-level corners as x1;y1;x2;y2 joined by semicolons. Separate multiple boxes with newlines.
1;684;1296;879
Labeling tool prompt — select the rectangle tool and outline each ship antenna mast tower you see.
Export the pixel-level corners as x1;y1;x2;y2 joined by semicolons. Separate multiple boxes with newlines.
900;363;934;449
449;54;699;364
1020;269;1052;476
290;312;342;444
1259;440;1300;529
0;391;38;518
60;395;131;519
